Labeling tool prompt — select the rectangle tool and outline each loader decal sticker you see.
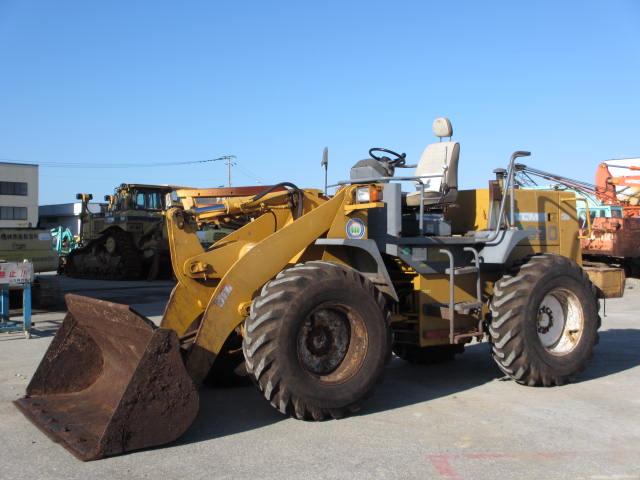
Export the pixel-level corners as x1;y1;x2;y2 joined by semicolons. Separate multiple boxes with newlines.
346;218;366;239
214;284;233;308
515;212;546;222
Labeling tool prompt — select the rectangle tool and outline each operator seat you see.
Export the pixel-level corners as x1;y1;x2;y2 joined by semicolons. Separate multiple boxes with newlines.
405;117;460;207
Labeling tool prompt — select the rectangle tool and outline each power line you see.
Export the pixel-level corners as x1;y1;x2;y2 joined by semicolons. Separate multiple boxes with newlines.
234;162;265;185
2;153;269;186
0;156;234;168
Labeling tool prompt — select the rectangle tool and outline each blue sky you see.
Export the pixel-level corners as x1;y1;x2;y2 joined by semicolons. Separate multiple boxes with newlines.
1;0;639;205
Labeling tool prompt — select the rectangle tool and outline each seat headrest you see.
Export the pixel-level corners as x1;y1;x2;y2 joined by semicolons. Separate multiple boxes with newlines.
432;117;453;138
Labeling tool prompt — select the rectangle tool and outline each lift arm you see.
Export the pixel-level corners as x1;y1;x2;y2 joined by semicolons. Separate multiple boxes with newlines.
161;187;349;383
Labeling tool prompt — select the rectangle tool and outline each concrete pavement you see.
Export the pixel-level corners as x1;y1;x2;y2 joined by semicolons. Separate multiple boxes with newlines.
1;277;639;479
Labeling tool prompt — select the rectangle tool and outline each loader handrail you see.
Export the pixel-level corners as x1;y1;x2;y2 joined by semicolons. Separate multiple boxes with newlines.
480;150;531;244
330;173;446;233
330;173;444;187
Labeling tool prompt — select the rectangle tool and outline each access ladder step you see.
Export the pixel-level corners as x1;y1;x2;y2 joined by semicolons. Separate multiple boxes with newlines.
427;301;483;319
445;266;479;275
453;301;483;314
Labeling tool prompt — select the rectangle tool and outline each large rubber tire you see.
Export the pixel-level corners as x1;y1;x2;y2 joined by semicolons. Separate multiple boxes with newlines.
393;344;464;364
242;261;389;420
489;254;600;386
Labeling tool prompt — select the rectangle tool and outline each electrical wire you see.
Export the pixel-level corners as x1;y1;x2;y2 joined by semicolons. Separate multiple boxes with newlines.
234;163;266;184
0;156;233;169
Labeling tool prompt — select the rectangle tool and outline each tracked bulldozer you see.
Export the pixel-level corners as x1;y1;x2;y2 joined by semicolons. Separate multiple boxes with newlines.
65;184;264;280
16;118;624;460
65;184;178;280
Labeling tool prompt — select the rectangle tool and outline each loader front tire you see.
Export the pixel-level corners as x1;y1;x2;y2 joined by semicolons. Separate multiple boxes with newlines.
489;254;600;386
243;261;389;420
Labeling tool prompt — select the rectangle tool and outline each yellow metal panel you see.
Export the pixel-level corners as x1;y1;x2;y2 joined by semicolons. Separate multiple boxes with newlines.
505;189;581;263
161;190;327;337
446;188;580;263
445;189;490;234
185;209;292;280
160;209;214;336
414;274;479;347
558;192;581;264
584;266;625;298
344;202;384;213
191;189;347;361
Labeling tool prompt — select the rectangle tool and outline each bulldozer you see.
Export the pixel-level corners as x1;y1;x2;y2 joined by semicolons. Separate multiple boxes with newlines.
64;183;177;280
65;183;259;280
15;118;624;460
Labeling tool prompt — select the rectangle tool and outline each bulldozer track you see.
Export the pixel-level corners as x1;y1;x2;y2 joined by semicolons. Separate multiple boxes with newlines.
66;228;144;280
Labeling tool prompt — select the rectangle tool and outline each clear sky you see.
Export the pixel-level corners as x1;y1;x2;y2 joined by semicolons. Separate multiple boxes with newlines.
1;0;639;205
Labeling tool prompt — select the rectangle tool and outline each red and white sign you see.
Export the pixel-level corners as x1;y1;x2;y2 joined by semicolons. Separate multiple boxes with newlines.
0;262;34;285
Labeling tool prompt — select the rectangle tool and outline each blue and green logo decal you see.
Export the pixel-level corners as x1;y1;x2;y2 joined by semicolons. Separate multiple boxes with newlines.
345;218;366;239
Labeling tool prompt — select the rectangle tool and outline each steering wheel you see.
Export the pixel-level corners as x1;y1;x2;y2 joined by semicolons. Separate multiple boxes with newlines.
369;147;407;167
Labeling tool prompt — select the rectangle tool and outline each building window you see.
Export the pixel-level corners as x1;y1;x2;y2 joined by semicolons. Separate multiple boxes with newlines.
0;206;28;220
0;181;28;196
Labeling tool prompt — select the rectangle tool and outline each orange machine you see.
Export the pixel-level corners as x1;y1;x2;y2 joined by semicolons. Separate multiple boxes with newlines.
594;162;640;217
516;161;640;275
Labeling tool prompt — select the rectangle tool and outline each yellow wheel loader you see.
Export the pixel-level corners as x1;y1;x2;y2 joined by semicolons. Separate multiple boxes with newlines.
15;118;624;461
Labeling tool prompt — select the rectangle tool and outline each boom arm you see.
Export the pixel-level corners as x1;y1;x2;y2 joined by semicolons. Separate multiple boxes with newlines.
595;162;640;205
162;187;347;383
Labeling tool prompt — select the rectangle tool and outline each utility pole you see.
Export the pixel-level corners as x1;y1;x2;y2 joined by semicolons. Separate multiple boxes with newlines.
321;147;329;195
218;155;237;187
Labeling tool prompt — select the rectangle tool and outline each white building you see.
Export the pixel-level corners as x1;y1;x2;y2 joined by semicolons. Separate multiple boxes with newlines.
0;161;39;228
39;202;102;235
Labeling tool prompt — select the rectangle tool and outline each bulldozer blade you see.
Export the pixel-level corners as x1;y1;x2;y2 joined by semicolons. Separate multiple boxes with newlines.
14;294;199;461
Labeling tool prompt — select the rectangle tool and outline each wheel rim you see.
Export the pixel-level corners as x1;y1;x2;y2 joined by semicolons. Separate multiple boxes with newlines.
536;288;584;355
105;236;117;255
296;302;368;384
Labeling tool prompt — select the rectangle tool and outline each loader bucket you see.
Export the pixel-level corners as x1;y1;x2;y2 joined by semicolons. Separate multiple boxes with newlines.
14;294;199;461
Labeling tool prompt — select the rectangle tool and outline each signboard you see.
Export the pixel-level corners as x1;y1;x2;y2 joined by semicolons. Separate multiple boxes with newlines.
0;261;34;285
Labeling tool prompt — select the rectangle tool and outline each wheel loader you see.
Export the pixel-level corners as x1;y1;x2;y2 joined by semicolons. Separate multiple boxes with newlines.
15;118;624;461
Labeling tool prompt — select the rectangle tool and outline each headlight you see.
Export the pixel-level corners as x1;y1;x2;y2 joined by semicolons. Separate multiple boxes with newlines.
355;186;383;203
356;187;371;203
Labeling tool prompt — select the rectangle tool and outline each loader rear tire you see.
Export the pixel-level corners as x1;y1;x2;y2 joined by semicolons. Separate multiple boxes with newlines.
489;254;600;386
243;261;389;420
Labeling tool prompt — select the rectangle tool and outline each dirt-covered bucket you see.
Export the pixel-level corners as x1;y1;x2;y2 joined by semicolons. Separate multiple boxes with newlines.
14;294;199;461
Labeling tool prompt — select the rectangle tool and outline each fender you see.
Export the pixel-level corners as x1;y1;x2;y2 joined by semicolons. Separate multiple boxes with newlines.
316;238;398;302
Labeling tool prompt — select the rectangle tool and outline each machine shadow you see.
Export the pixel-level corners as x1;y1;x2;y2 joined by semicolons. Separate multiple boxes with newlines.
577;328;640;381
177;342;502;447
178;383;284;444
176;329;640;448
362;343;500;416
